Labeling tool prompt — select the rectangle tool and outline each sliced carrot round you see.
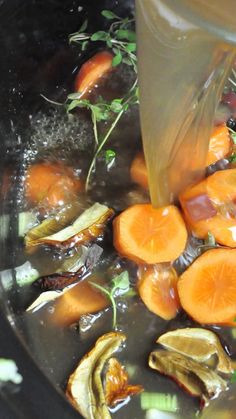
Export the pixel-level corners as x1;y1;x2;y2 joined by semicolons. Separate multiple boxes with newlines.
75;51;113;98
206;169;236;205
25;162;83;209
178;248;236;324
130;152;148;189
138;264;180;320
113;204;187;264
206;125;232;166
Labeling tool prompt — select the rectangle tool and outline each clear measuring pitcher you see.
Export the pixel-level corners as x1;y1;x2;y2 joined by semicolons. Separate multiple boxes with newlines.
136;0;236;206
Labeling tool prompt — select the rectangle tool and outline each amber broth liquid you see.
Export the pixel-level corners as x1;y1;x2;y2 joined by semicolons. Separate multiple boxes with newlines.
136;0;236;206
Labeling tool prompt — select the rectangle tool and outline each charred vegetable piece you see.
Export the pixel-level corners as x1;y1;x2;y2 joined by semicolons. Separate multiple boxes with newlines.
33;266;86;292
104;357;143;407
74;51;113;98
66;332;126;419
25;203;114;249
149;351;227;403
33;244;103;291
25;202;82;248
157;328;233;374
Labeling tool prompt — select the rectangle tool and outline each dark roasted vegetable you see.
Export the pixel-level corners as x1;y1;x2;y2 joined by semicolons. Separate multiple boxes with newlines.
33;243;103;291
66;332;126;419
149;350;227;403
25;202;82;248
157;328;233;374
25;202;114;250
104;357;143;407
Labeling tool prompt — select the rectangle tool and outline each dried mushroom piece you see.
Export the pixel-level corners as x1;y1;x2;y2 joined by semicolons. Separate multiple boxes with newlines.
104;357;143;407
66;332;126;419
149;350;227;403
157;328;233;374
26;203;114;250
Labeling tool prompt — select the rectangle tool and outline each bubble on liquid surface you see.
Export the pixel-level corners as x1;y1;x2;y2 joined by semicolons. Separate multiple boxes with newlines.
25;107;94;163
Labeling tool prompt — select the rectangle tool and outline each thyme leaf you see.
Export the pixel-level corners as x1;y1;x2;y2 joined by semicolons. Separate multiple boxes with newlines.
89;271;130;328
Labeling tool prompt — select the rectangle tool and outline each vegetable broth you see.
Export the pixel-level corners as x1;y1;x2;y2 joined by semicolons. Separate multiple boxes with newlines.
12;90;236;418
136;0;236;206
1;2;236;419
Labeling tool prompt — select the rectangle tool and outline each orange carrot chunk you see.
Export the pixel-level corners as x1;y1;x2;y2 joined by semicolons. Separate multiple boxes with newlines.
138;264;180;320
74;51;113;98
179;177;236;247
130;152;149;189
206;124;232;166
178;248;236;324
206;168;236;205
25;162;82;209
52;279;109;326
113;204;187;264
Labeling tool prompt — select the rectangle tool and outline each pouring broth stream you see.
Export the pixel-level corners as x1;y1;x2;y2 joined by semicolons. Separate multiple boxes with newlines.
136;0;236;206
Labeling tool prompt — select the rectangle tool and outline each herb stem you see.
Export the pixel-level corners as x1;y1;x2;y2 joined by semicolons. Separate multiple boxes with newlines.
85;108;125;191
91;110;99;146
89;281;117;328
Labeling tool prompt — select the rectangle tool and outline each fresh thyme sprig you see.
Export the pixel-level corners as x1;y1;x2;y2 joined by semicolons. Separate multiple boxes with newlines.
89;270;130;328
66;9;138;190
69;10;137;71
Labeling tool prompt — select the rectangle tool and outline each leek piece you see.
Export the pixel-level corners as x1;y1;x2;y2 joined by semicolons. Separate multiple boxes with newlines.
0;212;37;241
141;392;178;412
231;328;236;339
146;409;176;419
0;261;40;291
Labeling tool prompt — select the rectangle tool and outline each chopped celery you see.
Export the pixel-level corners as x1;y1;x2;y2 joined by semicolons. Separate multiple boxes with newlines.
0;261;40;291
0;359;22;384
0;212;37;241
18;211;37;236
231;328;236;339
146;409;176;419
141;392;178;412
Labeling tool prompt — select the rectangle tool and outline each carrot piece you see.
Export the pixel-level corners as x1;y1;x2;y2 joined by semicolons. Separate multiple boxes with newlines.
52;278;109;326
180;179;236;247
113;204;187;264
130;152;149;189
25;162;82;208
206;125;232;166
74;51;113;98
178;248;236;324
206;169;236;205
137;264;180;320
